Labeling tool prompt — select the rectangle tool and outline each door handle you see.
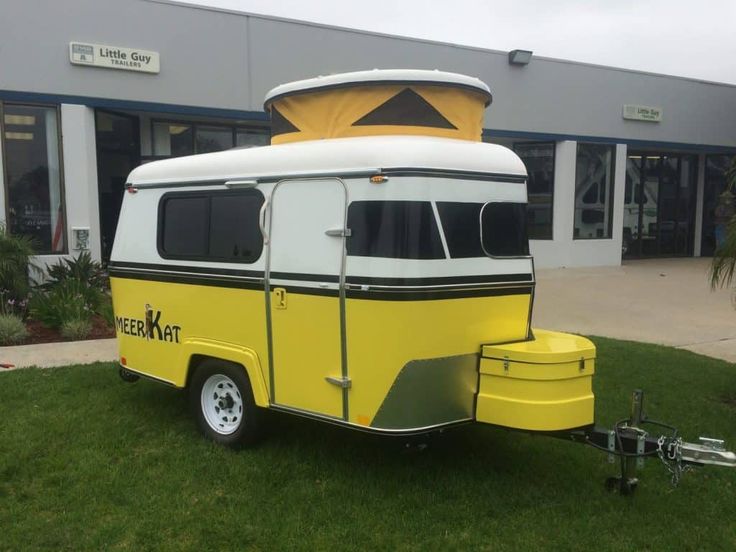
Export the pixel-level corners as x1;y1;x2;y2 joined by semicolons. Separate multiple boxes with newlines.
259;198;270;244
273;287;287;309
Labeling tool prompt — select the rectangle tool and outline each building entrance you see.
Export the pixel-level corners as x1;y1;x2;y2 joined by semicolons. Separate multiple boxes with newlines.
623;152;698;258
96;110;140;260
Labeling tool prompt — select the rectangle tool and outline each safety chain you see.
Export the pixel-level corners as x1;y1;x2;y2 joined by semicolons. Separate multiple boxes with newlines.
657;435;691;486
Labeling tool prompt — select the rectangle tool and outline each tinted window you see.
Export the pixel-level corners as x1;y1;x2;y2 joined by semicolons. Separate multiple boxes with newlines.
209;194;264;260
436;202;484;258
481;203;530;257
347;201;445;259
160;191;263;262
162;196;208;256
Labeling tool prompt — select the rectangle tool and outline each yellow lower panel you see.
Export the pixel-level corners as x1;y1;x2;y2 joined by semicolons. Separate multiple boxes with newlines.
110;277;268;389
346;293;531;427
475;387;594;431
271;291;343;418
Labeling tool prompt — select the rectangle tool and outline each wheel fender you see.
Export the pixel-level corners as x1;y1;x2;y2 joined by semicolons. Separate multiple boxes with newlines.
180;338;270;407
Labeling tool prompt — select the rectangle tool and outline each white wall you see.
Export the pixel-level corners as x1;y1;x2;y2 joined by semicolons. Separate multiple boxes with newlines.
58;104;101;261
531;141;626;268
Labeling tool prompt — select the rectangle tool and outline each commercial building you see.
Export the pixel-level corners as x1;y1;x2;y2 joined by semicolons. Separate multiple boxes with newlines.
1;0;734;267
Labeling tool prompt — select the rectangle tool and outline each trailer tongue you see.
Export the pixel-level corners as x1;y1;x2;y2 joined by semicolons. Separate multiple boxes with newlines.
562;389;736;494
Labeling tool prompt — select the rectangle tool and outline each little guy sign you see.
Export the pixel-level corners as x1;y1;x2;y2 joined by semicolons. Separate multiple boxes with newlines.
69;42;160;74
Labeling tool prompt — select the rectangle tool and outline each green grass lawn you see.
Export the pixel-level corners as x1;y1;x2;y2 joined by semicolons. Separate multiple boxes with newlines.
1;337;735;551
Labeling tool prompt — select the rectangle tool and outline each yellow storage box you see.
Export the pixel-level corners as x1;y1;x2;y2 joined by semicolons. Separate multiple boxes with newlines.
476;329;595;431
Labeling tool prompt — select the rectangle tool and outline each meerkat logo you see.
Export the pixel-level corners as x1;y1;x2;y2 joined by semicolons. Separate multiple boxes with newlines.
115;309;181;343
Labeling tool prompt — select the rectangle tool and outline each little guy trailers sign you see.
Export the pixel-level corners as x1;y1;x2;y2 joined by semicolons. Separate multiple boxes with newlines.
69;42;160;74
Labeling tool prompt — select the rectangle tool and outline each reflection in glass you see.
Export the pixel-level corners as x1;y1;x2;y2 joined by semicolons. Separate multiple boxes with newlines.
236;130;270;148
623;153;698;258
574;143;615;239
514;143;554;240
196;126;233;153
4;104;65;253
702;155;734;256
153;122;194;157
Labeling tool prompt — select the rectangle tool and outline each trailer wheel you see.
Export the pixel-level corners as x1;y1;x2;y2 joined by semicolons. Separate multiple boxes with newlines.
190;359;263;448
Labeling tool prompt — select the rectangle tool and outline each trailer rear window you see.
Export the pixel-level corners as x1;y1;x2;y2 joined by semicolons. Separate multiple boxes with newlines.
437;201;529;258
481;202;530;257
159;190;264;262
347;201;445;259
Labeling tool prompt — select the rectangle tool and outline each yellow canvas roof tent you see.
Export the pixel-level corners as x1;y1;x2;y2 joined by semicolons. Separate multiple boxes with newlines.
263;69;492;144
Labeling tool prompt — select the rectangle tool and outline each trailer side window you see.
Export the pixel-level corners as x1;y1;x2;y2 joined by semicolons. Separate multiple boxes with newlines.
436;202;484;258
481;202;530;257
161;196;209;257
159;190;264;262
347;201;445;259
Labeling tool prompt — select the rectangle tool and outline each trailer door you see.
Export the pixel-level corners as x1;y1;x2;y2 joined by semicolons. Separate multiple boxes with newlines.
266;179;348;420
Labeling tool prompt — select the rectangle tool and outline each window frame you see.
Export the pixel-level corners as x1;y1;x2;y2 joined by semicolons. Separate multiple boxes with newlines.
479;201;532;259
0;101;68;254
157;188;265;264
513;141;556;241
150;118;269;159
573;142;616;240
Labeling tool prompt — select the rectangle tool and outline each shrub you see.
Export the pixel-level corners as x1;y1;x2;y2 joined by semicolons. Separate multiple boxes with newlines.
29;280;103;329
97;295;115;327
0;224;38;303
43;251;108;291
0;314;29;345
60;318;92;341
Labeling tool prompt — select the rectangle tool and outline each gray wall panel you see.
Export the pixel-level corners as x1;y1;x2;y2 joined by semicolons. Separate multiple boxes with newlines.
1;0;734;147
249;17;736;148
0;0;251;110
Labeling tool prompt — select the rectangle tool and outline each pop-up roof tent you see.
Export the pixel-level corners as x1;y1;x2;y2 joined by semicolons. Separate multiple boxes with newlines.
263;69;492;144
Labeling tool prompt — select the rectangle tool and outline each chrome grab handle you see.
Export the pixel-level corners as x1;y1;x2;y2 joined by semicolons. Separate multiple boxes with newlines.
259;198;270;244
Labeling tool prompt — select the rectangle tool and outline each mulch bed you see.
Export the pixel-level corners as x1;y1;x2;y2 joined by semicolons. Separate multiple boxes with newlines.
21;315;115;345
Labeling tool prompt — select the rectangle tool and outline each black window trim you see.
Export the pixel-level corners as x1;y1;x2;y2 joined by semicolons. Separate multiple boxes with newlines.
479;201;533;259
157;188;265;264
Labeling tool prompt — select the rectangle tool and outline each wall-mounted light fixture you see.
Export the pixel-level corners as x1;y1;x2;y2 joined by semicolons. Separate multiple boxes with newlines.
508;49;533;66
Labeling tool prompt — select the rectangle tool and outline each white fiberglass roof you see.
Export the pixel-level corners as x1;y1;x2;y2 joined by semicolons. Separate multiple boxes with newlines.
128;135;526;186
263;69;492;108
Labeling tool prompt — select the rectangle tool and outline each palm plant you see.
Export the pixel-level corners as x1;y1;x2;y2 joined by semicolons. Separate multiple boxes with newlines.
710;158;736;290
0;224;37;303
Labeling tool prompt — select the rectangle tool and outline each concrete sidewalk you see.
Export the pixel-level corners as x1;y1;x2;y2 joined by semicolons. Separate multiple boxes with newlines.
1;258;734;369
2;338;117;370
533;258;736;363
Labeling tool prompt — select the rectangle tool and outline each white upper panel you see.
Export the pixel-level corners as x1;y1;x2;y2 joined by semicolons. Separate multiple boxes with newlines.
128;135;526;186
263;68;492;107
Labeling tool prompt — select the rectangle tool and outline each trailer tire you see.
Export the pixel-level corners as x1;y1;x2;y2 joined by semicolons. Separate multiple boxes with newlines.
190;359;263;448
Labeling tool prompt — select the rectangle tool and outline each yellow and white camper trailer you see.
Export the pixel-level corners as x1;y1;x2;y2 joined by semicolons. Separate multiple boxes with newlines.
109;70;734;487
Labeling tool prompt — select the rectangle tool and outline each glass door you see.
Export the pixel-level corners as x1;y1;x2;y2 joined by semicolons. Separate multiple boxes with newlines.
623;152;697;258
95;110;140;260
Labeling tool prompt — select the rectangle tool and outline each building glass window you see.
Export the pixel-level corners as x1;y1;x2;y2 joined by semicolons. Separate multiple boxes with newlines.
574;143;615;239
2;104;66;253
514;143;554;240
236;129;269;148
702;155;735;256
153;120;269;157
153;122;194;157
196;125;233;153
